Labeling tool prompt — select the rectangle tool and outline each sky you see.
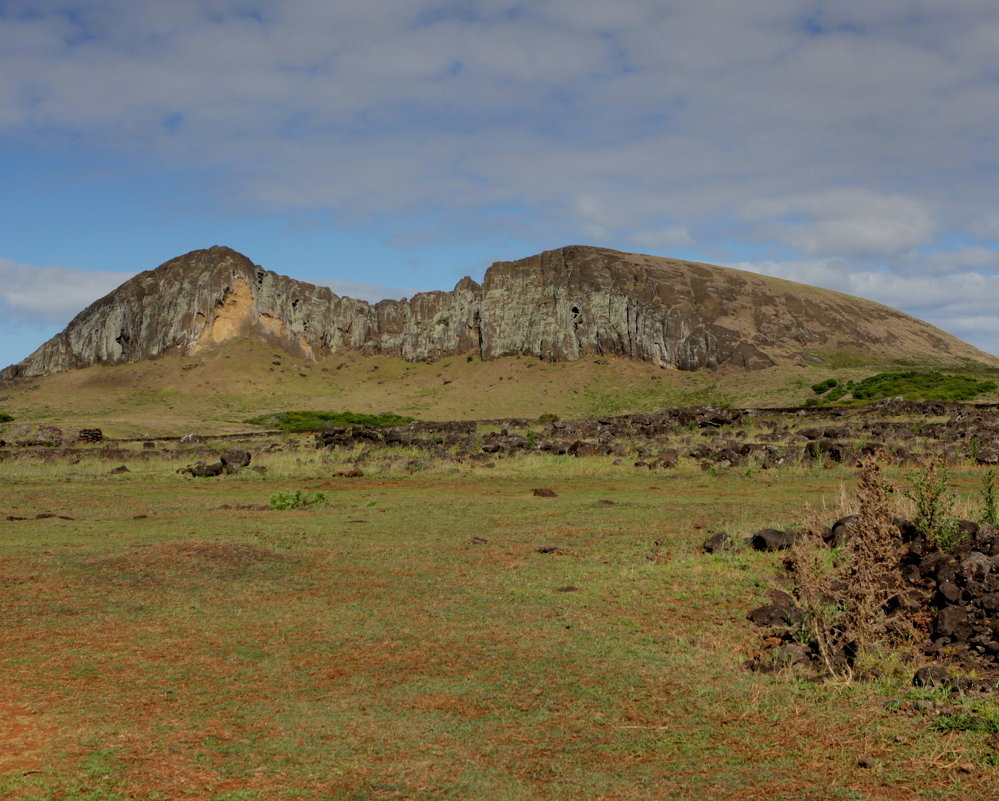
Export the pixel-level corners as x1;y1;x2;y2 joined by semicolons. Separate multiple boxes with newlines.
3;0;999;368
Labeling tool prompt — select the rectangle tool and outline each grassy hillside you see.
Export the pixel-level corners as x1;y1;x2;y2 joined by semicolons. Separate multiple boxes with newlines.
2;338;998;437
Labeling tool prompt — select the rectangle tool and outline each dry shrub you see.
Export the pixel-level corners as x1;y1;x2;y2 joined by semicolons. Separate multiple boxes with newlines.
787;526;848;676
788;452;913;678
843;455;905;647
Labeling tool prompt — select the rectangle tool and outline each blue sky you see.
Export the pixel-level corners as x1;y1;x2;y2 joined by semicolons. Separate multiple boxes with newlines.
3;0;999;368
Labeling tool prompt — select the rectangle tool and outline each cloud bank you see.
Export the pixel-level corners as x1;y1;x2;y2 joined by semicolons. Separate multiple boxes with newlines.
2;1;999;356
0;259;136;324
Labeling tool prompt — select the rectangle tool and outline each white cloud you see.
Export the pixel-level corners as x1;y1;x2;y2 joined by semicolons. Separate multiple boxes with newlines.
2;0;999;257
631;226;693;249
0;258;135;323
5;0;999;381
318;278;415;303
741;189;937;257
970;215;999;241
925;246;999;272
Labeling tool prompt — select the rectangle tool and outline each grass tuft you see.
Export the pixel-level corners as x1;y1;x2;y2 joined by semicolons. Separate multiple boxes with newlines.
246;410;415;431
268;489;327;510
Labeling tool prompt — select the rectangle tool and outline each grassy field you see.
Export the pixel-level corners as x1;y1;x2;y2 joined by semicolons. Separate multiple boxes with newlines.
3;445;999;799
4;338;999;438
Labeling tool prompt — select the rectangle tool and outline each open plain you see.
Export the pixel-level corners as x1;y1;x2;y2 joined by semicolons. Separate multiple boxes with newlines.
5;355;999;799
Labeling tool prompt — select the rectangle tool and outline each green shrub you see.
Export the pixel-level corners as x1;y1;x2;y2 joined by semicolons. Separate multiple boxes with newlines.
811;378;839;395
0;412;12;424
850;371;996;402
268;490;327;511
825;386;847;402
904;462;964;550
537;413;559;424
247;410;416;432
805;371;996;407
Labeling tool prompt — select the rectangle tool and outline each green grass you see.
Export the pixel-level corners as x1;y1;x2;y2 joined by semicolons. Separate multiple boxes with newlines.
850;371;996;401
807;370;998;406
267;489;327;510
582;381;734;416
244;410;416;431
931;704;999;735
2;451;998;798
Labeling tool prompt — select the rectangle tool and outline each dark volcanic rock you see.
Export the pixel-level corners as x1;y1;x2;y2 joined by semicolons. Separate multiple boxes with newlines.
182;461;225;478
702;531;741;553
78;428;103;443
4;244;993;379
913;665;953;688
748;602;805;628
220;449;252;473
750;528;801;551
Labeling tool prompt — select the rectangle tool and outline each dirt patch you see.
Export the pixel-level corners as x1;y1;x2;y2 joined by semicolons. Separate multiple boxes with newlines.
87;541;288;586
0;702;54;776
404;694;488;720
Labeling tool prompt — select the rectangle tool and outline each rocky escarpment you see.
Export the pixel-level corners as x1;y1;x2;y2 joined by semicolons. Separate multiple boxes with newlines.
2;245;994;379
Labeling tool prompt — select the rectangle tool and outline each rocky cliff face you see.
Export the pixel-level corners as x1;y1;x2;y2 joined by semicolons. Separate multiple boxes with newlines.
2;244;993;379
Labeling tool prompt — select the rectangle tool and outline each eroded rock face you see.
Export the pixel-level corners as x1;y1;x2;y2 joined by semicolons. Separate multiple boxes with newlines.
2;244;993;379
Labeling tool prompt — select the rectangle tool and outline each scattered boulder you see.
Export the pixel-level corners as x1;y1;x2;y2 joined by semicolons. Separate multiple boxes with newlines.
220;449;251;473
937;581;962;604
747;600;805;628
181;461;225;478
829;515;859;545
532;488;558;497
78;428;103;443
912;665;952;688
180;450;251;478
935;605;972;639
15;425;64;446
750;528;800;551
568;440;598;457
702;531;742;553
976;448;999;465
960;551;991;583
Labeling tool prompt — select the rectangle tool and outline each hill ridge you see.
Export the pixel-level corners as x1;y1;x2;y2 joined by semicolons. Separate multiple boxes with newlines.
2;244;995;380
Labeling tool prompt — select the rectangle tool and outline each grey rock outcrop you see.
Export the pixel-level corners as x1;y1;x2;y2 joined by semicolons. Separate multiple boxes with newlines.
2;244;994;379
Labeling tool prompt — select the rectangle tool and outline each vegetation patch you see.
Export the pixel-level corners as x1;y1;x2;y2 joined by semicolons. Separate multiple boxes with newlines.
808;370;997;405
246;410;416;431
851;370;996;401
268;489;327;510
746;456;999;690
0;411;13;423
931;703;999;734
8;436;999;796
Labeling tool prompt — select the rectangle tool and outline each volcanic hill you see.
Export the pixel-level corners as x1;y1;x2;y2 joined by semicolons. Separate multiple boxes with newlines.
2;244;994;380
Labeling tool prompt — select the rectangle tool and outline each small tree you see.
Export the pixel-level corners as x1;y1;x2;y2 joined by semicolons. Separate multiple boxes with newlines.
904;461;963;550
